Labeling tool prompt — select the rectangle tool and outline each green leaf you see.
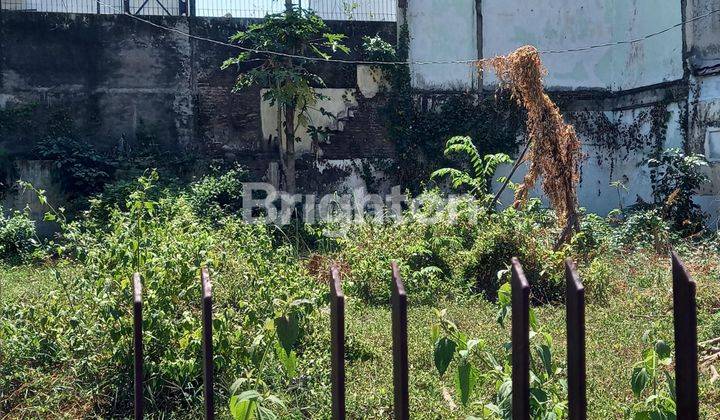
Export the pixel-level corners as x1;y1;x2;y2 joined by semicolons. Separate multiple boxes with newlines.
230;395;257;420
434;337;457;376
454;358;478;406
633;411;652;420
274;342;298;378
256;406;277;420
631;366;651;397
654;340;671;359
430;324;440;344
536;344;553;377
664;370;676;402
274;313;299;354
497;282;511;305
530;387;549;405
529;308;539;331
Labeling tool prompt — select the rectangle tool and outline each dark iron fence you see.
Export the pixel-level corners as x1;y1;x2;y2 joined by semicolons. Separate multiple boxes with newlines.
0;0;397;20
129;252;699;419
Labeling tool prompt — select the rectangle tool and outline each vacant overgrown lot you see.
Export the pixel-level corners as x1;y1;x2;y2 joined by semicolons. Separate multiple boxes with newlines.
1;172;719;418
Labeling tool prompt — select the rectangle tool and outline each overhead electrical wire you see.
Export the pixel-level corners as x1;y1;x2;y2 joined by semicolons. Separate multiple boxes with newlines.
95;0;720;66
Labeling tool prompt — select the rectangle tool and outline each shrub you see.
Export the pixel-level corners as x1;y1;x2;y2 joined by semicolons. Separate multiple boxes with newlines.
186;165;247;221
646;148;709;233
0;206;37;264
35;136;115;196
458;204;567;303
2;172;321;416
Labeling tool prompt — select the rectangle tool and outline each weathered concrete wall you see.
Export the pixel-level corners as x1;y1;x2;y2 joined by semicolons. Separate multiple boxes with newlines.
493;99;687;216
685;0;720;225
406;0;480;90
404;0;720;223
482;0;683;90
0;11;397;200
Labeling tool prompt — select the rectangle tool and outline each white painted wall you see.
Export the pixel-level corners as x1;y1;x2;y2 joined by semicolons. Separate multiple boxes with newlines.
493;103;686;216
481;0;683;90
260;88;358;155
690;73;720;226
406;0;479;90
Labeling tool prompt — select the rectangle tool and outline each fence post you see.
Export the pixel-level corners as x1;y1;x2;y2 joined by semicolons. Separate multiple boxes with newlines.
330;265;346;420
133;273;144;420
123;0;130;13
511;258;530;420
201;268;215;420
671;252;699;419
391;262;409;420
189;0;195;17
565;259;586;420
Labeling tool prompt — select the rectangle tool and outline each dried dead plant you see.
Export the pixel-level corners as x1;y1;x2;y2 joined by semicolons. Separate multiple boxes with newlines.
480;46;581;239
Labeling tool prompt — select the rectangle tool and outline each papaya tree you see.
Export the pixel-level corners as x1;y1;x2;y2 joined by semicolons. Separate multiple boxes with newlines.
222;6;349;193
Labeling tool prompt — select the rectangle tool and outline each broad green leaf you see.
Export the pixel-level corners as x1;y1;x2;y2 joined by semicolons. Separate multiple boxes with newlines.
274;342;298;378
631;367;651;397
256;406;278;420
530;387;549;404
497;282;511;305
536;344;553;377
230;395;257;420
655;340;671;360
274;313;299;354
454;358;478;406
434;337;456;376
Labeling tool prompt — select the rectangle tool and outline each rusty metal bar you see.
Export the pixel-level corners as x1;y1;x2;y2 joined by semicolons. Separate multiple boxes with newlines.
201;268;215;420
671;252;699;419
565;259;587;420
511;258;530;420
330;265;346;420
391;262;409;420
132;273;143;420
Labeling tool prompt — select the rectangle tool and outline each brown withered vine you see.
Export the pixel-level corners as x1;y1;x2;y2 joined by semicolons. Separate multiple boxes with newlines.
480;46;582;241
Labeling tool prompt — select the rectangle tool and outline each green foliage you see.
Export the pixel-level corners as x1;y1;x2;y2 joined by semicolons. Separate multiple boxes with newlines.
0;206;38;264
222;8;348;118
222;7;349;191
229;390;286;420
626;329;676;420
431;136;512;199
2;172;321;415
5;164;720;416
186;165;247;221
35;137;115;196
361;35;396;62
380;28;523;194
430;305;567;418
646;148;709;233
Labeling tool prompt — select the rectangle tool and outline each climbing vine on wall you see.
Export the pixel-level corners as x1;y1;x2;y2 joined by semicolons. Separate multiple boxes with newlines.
568;103;671;178
365;27;524;193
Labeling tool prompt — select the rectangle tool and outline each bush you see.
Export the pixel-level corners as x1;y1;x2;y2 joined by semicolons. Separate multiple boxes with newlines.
1;172;321;416
0;206;37;264
186;165;247;221
35;137;115;197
